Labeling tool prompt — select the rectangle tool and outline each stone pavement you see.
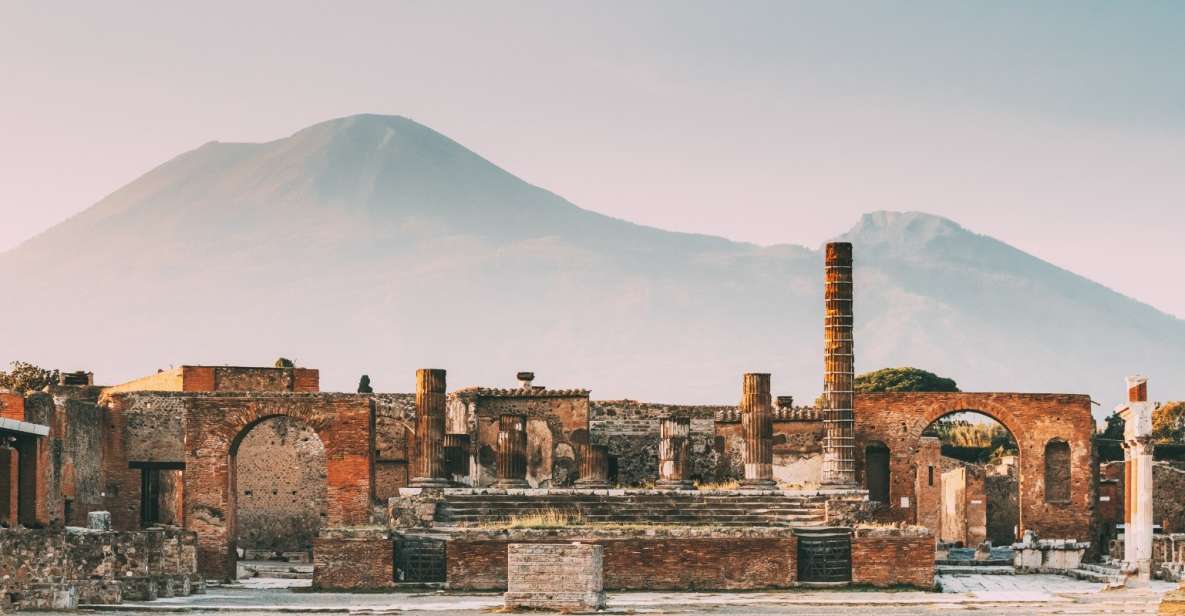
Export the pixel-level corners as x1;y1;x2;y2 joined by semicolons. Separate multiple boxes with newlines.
80;574;1180;615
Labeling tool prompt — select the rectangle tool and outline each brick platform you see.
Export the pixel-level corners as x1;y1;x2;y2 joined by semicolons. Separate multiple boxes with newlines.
505;543;605;611
312;528;396;590
851;526;936;588
446;527;799;590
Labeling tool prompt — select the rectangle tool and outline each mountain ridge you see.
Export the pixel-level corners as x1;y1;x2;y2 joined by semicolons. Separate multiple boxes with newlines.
1;114;1181;418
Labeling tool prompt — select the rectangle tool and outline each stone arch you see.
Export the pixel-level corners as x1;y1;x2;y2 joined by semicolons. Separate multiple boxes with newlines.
854;392;1094;542
230;415;327;561
183;395;374;580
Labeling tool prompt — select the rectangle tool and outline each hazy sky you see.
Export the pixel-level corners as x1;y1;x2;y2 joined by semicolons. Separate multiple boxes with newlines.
2;1;1183;316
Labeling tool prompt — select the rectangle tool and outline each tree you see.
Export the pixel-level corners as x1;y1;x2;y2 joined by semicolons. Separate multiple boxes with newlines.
1100;412;1125;441
357;375;374;394
274;357;295;368
1153;401;1185;444
853;367;959;393
0;361;59;393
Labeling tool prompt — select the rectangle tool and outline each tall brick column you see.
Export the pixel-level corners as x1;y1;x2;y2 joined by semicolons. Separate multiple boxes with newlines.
1120;375;1154;584
575;444;610;489
496;414;530;488
822;241;857;486
657;416;693;489
740;373;776;488
411;368;452;488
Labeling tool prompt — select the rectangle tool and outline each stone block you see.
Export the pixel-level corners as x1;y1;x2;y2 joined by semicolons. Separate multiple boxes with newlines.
88;510;112;531
505;543;605;611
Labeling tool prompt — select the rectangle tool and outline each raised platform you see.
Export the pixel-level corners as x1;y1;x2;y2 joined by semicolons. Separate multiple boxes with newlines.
394;487;864;529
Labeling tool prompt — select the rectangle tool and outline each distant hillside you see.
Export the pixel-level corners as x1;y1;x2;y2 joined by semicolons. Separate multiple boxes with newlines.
2;114;1181;419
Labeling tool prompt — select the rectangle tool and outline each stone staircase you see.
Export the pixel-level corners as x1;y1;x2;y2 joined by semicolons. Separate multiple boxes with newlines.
1066;562;1126;585
435;492;829;527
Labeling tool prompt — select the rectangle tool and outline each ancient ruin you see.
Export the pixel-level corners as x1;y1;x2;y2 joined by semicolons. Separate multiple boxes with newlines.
0;241;1152;611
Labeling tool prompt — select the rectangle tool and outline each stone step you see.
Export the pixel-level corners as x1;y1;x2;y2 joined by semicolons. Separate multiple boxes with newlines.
1066;567;1125;585
936;565;1015;575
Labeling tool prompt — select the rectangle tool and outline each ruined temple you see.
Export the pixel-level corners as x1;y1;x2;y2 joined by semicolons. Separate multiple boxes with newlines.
0;242;1111;608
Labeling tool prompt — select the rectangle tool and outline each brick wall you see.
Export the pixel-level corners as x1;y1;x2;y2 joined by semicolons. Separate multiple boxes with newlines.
506;543;604;611
854;392;1095;541
0;392;25;420
851;527;935;588
445;529;798;590
311;528;394;590
235;416;327;556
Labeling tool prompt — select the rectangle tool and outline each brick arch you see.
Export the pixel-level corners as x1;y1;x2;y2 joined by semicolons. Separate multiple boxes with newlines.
183;395;374;580
854;392;1094;542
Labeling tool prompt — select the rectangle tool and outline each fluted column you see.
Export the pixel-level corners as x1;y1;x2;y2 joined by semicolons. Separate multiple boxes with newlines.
576;444;611;489
741;373;776;488
822;241;857;486
411;368;452;488
657;416;693;489
495;414;529;488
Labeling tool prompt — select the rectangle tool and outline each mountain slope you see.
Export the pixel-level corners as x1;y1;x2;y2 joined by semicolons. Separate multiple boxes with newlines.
2;114;1181;418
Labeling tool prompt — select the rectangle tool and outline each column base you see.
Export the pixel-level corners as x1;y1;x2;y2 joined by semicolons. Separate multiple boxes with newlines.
494;479;531;489
741;478;777;488
655;479;695;490
574;479;611;489
409;477;453;489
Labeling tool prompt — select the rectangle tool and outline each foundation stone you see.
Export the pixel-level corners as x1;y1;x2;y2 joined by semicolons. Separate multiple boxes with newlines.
505;542;605;612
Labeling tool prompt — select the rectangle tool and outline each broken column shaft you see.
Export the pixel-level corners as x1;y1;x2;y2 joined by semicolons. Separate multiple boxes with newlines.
741;373;776;488
495;414;529;489
822;241;856;486
411;368;452;488
657;416;693;490
576;444;611;489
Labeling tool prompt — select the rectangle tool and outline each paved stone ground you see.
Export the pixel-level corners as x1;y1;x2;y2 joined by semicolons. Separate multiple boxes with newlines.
76;574;1180;615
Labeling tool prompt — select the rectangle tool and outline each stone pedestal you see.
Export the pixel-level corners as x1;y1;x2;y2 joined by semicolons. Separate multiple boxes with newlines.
740;373;776;488
495;414;529;489
505;543;605;611
822;241;857;486
411;369;452;488
657;417;693;489
576;444;611;489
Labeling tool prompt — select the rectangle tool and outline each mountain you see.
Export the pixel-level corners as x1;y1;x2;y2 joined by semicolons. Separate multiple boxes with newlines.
2;114;1182;419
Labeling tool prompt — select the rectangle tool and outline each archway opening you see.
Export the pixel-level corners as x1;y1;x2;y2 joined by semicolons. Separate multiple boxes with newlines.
919;410;1019;549
230;415;327;578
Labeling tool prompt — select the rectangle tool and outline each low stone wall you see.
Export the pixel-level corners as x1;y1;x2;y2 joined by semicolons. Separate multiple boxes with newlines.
0;526;200;611
312;527;395;590
505;543;604;611
446;527;799;591
851;526;935;589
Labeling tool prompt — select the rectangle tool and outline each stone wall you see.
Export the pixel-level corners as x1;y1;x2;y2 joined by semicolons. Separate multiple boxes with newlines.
0;525;200;611
1099;461;1185;536
445;527;799;590
851;526;935;588
234;416;327;558
589;400;725;486
372;394;416;502
455;390;590;488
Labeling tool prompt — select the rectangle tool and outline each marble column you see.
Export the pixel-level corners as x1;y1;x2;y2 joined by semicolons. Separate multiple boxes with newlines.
1120;375;1154;585
410;368;452;488
657;416;693;489
495;414;529;488
741;373;776;488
